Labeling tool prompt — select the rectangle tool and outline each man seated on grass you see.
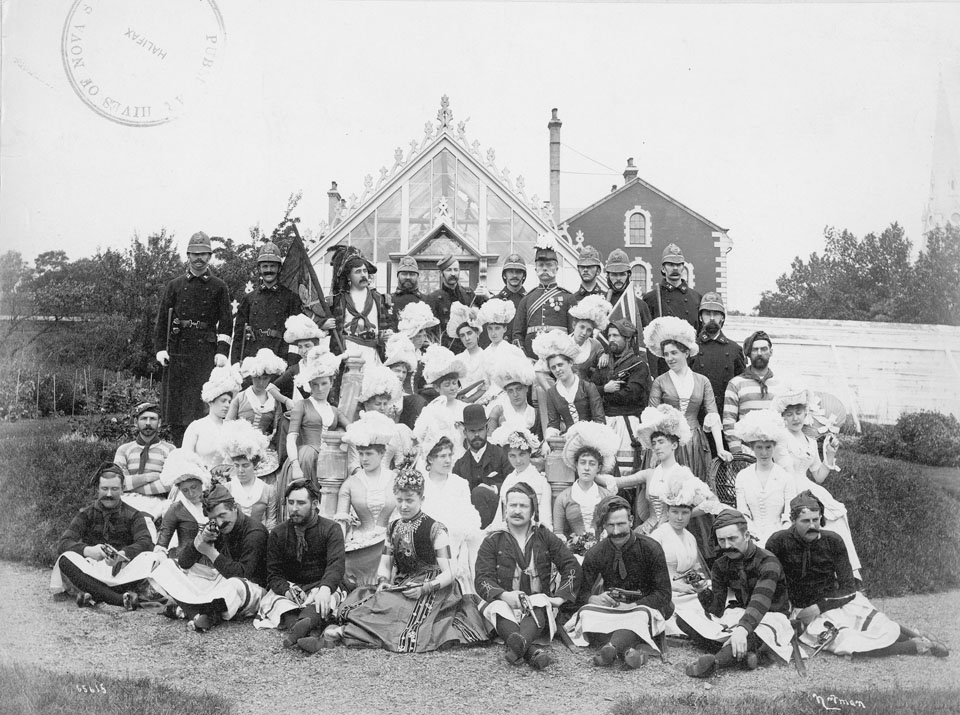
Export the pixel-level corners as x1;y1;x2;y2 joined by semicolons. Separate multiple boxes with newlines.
253;480;346;653
476;483;581;670
114;402;176;525
685;508;794;677
147;483;268;632
767;492;949;660
566;496;673;669
51;463;159;610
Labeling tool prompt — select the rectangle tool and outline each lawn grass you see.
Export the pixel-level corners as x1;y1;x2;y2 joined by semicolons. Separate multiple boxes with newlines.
610;687;960;715
0;662;233;715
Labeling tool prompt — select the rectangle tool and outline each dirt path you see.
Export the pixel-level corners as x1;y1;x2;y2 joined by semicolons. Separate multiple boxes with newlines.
1;560;958;714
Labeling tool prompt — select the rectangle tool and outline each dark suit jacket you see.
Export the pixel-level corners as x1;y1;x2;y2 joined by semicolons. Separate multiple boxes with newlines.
453;443;512;492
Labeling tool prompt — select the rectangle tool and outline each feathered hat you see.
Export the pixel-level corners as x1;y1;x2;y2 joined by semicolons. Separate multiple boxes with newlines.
534;233;559;263
294;345;344;387
489;424;541;454
421;344;466;384
532;330;580;362
220;419;269;463
643;316;699;358
661;472;702;508
341;410;401;450
733;409;790;445
568;295;613;331
771;384;815;415
239;348;288;378
383;333;419;372
486;344;535;389
447;301;482;339
283;314;327;344
358;362;403;404
329;244;376;295
393;453;425;495
397;301;439;336
478;298;517;327
157;448;211;490
562;421;620;473
635;404;693;448
412;410;458;461
200;364;243;404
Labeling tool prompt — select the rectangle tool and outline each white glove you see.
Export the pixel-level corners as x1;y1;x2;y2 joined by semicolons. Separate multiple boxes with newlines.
156;350;170;366
214;354;229;367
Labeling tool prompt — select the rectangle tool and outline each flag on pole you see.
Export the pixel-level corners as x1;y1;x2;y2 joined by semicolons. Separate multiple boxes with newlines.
279;226;343;353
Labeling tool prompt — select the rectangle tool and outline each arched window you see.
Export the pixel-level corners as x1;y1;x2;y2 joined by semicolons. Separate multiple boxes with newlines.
623;206;652;247
630;259;652;297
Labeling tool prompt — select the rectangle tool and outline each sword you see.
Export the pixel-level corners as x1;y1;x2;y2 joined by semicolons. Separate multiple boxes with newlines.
790;620;807;677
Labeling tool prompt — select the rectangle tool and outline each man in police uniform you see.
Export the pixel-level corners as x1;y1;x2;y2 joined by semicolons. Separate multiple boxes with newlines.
641;243;703;328
568;245;604;313
495;253;527;341
512;237;572;359
391;255;424;316
426;253;488;353
231;242;302;365
154;231;232;445
605;249;652;365
691;292;745;418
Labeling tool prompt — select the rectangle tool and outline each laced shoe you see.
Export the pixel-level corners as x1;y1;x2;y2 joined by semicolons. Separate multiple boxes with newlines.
685;654;716;678
592;643;618;667
505;633;528;665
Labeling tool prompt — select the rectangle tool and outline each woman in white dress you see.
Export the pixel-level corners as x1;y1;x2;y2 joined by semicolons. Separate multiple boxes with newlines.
337;411;400;586
447;302;487;403
485;345;540;437
772;386;861;579
732;410;795;546
220;419;277;530
568;295;612;376
476;298;519;404
181;364;242;471
419;345;468;461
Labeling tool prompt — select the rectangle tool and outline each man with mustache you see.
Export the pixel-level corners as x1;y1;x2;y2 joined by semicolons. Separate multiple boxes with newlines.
690;292;745;425
684;508;793;677
566;495;673;669
391;255;424;316
231;242;302;365
330;245;394;366
766;492;949;659
512;237;573;359
641;243;702;331
721;330;782;454
568;246;604;313
256;481;346;652
113;402;176;523
426;253;488;354
154;231;233;445
51;463;158;610
604;249;653;369
452;404;513;528
492;253;527;346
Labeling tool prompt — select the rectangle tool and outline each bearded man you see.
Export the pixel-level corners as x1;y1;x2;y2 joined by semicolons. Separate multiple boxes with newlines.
391;256;424;316
690;292;745;417
512;238;573;359
231;242;302;364
453;404;512;528
722;331;781;454
766;492;949;659
330;246;394;365
426;254;488;353
604;249;652;367
113;402;176;521
154;231;232;445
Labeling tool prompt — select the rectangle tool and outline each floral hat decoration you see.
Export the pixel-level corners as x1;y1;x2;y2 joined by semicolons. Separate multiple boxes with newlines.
561;421;620;473
489;424;541;454
397;301;440;336
532;330;580;363
200;364;243;404
486;344;535;389
642;316;700;358
635;404;693;449
239;348;287;379
294;345;344;388
220;419;269;463
478;298;517;327
447;302;483;339
733;409;790;445
358;362;403;405
421;344;467;385
568;295;613;331
383;333;419;372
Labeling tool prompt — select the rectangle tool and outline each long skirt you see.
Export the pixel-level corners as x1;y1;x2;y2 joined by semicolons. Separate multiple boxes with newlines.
147;559;262;620
642;424;712;485
254;585;346;630
276;443;323;520
564;602;666;653
344;532;387;587
338;569;490;653
796;593;900;656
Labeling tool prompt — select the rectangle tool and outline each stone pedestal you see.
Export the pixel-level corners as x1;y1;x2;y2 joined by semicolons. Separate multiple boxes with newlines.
544;436;575;500
316;432;347;517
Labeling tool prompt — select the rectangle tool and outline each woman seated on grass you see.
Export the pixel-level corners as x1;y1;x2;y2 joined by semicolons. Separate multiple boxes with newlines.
335;459;490;652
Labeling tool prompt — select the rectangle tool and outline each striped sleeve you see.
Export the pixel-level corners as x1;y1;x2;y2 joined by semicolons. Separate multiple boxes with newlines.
722;379;742;451
738;554;783;634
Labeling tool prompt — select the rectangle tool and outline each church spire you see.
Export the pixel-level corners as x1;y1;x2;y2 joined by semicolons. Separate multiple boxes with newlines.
922;77;960;248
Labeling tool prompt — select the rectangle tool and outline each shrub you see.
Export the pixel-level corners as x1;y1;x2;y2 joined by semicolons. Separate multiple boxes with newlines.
855;411;960;468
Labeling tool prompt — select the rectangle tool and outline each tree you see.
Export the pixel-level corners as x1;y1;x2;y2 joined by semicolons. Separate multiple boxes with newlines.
757;223;938;323
904;223;960;325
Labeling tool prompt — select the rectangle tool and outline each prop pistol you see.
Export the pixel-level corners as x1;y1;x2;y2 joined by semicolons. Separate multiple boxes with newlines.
517;593;540;628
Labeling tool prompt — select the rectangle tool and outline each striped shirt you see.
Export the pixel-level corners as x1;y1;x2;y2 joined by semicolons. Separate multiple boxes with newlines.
721;373;782;452
707;541;790;634
114;440;176;495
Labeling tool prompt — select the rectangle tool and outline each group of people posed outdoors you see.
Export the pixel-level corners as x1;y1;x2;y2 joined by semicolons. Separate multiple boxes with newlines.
52;231;949;676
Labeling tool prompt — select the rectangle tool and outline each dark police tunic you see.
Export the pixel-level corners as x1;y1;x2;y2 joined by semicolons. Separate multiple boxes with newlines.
692;330;745;415
154;269;232;428
231;282;302;363
641;281;703;329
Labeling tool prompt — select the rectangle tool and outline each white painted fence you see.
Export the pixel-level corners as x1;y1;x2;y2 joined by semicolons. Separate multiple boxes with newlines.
724;316;960;425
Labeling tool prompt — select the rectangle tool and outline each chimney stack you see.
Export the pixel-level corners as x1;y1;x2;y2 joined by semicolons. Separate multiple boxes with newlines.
548;108;562;218
327;181;341;226
623;157;638;183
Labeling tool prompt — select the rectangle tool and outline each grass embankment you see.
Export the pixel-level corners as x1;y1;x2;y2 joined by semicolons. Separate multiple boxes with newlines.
0;419;958;597
0;662;232;715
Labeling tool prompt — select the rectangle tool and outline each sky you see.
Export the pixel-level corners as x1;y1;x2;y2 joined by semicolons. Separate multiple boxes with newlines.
3;1;960;312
